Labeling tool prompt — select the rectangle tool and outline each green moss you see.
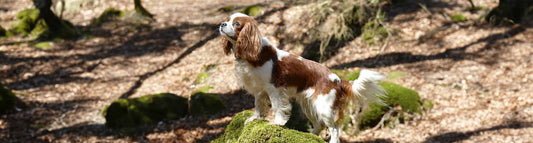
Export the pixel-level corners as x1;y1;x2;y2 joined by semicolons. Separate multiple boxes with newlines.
93;8;122;25
422;99;434;110
189;92;225;116
104;93;188;128
361;21;389;45
0;84;20;112
387;71;406;79
10;9;40;36
196;85;213;93
241;5;261;16
285;102;312;132
195;72;209;84
331;69;361;81
29;19;49;39
0;25;6;37
212;110;325;143
451;14;466;22
34;41;52;49
219;5;235;12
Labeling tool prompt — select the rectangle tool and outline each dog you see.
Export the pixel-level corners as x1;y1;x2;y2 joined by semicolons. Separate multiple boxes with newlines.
219;13;387;143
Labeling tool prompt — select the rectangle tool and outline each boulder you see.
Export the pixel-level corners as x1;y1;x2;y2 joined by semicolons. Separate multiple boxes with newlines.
212;110;325;143
103;93;188;128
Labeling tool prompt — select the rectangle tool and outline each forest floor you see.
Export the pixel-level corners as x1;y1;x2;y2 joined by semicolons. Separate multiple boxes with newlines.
1;0;532;142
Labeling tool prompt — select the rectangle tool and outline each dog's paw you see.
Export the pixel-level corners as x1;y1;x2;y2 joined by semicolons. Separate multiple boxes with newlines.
244;116;258;125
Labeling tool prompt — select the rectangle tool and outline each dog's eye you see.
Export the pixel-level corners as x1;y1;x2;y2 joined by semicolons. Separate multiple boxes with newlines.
233;22;240;27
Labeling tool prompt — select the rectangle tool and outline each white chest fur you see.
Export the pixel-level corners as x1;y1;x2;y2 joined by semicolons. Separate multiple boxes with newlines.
235;59;274;95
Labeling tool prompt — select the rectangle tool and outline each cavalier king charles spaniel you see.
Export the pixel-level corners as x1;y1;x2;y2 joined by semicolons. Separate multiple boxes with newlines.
219;13;387;143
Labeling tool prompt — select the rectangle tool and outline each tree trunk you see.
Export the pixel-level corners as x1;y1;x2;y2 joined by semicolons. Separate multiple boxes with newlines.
32;0;76;39
134;0;153;18
487;0;533;24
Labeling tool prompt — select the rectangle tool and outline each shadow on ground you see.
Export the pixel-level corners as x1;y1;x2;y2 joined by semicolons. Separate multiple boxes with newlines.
424;121;533;143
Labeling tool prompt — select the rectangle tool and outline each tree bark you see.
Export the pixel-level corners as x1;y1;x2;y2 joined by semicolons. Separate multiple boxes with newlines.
134;0;153;18
32;0;76;38
487;0;533;24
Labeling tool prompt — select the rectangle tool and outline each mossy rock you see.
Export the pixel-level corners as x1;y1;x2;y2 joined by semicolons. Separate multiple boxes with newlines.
189;92;225;116
34;41;52;49
451;14;466;22
358;81;421;129
93;8;123;25
219;5;235;12
241;5;261;16
212;110;325;143
285;101;312;132
104;93;188;128
0;84;22;113
0;25;7;37
9;9;77;39
9;9;40;36
332;70;424;130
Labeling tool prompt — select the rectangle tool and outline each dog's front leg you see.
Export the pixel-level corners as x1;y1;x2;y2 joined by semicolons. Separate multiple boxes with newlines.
245;92;270;124
266;87;291;125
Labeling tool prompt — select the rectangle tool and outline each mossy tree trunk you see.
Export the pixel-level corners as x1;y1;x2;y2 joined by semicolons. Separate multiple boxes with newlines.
487;0;533;24
32;0;77;38
134;0;153;18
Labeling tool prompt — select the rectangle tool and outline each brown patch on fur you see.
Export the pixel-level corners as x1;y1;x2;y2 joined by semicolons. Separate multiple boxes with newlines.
233;17;262;62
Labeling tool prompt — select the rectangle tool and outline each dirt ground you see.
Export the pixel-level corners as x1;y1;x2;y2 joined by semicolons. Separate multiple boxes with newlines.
1;0;532;142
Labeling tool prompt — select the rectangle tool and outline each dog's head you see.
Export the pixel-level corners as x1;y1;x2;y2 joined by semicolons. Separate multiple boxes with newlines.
219;13;262;61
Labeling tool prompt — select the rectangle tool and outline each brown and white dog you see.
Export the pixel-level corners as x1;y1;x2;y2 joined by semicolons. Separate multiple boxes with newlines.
219;13;386;143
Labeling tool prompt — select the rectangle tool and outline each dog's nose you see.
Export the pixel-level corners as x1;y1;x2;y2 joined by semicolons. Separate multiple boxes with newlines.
220;22;227;27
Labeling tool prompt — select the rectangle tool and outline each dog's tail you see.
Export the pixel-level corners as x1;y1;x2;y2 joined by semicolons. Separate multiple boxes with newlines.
341;69;387;106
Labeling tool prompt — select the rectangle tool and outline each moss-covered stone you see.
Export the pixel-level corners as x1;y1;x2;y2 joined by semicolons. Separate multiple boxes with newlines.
0;25;7;37
219;5;235;12
0;84;18;113
9;9;40;36
212;110;325;143
93;8;122;25
285;101;312;132
332;70;424;130
189;92;225;116
104;93;188;128
451;14;466;22
34;41;52;49
241;5;261;16
29;19;49;39
9;8;77;39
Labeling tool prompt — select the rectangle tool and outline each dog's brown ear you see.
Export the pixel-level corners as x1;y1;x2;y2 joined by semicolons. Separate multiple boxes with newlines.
221;37;233;55
235;20;261;61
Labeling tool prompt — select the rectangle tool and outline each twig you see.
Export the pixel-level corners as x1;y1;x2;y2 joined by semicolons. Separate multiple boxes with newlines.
371;109;393;130
377;18;392;54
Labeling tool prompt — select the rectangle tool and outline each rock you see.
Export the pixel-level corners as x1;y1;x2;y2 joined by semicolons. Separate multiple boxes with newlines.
0;84;23;113
212;110;325;143
241;5;261;16
0;25;7;37
93;8;122;25
103;93;188;128
189;92;225;116
332;70;426;131
9;8;77;39
9;9;40;36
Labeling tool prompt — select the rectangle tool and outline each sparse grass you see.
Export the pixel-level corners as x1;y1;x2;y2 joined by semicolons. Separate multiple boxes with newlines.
452;14;466;22
34;41;52;49
241;5;261;16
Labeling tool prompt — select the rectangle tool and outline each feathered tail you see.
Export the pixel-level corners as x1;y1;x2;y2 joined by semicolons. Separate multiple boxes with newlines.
341;69;387;106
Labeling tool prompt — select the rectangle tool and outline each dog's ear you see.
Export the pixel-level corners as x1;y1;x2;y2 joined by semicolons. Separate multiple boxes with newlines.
235;20;262;61
221;37;233;55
